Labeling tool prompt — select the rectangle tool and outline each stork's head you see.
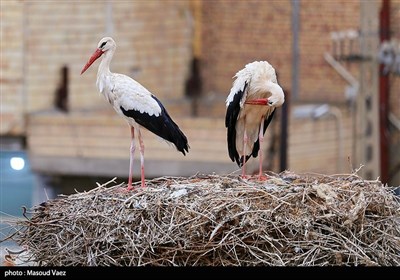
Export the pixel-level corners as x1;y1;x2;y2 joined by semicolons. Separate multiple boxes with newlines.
265;81;285;107
267;92;285;107
81;37;116;74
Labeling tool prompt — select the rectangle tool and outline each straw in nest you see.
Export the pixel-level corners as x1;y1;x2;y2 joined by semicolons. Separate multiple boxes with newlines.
2;171;400;266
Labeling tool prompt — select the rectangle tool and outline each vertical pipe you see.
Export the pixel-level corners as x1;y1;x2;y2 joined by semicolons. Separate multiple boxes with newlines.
291;0;300;101
285;0;299;171
379;0;390;184
106;1;114;36
327;107;344;173
279;90;289;172
22;2;29;137
185;0;203;116
191;0;202;59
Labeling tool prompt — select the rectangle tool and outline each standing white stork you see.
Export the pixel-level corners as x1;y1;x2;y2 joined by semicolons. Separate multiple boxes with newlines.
81;37;189;189
225;61;285;180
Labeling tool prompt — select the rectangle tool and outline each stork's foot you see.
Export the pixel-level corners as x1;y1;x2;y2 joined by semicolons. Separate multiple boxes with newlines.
115;185;134;193
245;174;269;181
258;174;269;181
115;188;129;194
122;182;145;191
240;174;249;180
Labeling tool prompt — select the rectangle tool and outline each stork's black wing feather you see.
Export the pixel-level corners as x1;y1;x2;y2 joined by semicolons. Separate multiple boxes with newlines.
121;95;189;155
225;82;248;166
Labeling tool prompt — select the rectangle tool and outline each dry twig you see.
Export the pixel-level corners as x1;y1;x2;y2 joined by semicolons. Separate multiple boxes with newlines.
2;171;399;266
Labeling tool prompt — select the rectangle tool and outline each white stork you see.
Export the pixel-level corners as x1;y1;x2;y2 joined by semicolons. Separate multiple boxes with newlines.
225;61;285;180
81;37;189;189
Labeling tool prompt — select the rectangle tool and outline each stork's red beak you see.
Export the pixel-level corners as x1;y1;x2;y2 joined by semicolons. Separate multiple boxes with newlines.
245;98;269;105
80;49;104;75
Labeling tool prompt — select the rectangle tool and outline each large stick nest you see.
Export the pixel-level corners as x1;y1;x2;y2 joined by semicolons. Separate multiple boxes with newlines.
3;171;400;266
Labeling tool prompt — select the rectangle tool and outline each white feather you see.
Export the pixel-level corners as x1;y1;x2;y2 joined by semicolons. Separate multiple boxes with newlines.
111;74;161;117
97;71;162;118
226;61;279;108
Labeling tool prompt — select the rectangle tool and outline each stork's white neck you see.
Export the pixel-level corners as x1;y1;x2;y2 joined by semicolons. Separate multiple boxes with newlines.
264;81;283;96
96;49;114;94
98;50;113;76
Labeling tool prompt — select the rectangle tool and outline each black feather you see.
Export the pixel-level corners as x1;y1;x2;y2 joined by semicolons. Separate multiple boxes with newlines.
225;82;247;166
120;95;189;155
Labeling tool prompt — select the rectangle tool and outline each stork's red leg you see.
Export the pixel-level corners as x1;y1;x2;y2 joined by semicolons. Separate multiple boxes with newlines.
242;126;248;179
127;127;136;190
138;129;146;188
258;119;268;181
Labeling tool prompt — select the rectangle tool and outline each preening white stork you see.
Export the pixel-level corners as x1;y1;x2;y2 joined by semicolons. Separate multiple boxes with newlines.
225;61;285;180
81;37;189;189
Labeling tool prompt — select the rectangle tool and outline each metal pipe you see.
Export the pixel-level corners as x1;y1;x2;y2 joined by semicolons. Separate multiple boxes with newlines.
106;1;114;36
379;0;390;184
323;52;359;87
389;113;400;131
279;89;289;172
291;0;300;101
21;2;29;137
327;107;344;173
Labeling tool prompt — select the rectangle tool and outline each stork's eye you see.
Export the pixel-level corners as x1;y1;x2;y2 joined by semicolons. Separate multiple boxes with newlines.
100;41;107;48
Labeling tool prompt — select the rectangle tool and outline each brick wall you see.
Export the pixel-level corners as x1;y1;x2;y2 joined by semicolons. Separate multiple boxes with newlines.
298;0;360;103
29;1;192;111
200;0;398;114
25;2;106;112
1;0;192;135
200;0;364;110
1;0;24;134
2;0;398;129
201;0;292;111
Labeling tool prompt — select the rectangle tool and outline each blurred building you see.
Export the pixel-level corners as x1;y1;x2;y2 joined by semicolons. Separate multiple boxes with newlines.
1;0;399;194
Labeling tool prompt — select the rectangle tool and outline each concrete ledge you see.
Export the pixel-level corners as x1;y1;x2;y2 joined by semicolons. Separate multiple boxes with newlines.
29;156;238;178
